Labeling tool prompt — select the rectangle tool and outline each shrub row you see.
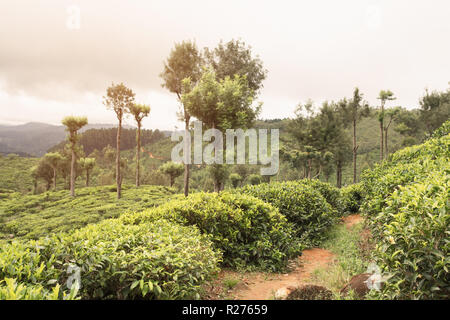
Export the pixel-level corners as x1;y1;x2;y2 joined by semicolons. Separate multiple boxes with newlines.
361;122;450;299
369;172;449;299
238;181;337;246
120;192;303;272
0;219;220;300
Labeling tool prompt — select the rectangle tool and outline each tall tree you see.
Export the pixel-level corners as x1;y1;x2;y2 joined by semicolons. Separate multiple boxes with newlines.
182;69;260;192
383;106;401;157
160;41;203;197
159;161;184;187
419;87;450;136
43;152;63;190
128;103;150;187
338;88;369;183
288;100;351;187
103;83;135;199
61;116;88;197
205;39;267;93
377;90;396;161
78;157;96;187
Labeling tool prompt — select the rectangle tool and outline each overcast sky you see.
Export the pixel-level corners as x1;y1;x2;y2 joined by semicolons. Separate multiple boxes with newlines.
0;0;449;130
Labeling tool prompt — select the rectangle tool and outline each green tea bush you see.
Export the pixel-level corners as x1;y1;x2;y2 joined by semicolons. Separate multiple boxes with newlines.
361;123;450;299
296;179;343;214
0;219;220;299
238;181;337;246
0;185;177;240
361;134;449;217
120;192;302;272
370;173;449;299
0;278;78;300
340;183;365;215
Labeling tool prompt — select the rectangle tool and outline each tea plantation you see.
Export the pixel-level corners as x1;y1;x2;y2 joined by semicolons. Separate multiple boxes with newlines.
0;121;448;299
0;185;178;240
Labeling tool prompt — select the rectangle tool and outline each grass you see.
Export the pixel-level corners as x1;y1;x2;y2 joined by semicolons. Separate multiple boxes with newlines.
222;277;240;290
0;184;178;241
310;221;371;299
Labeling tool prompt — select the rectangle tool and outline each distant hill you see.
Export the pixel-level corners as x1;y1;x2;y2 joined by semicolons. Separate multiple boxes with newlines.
0;122;135;156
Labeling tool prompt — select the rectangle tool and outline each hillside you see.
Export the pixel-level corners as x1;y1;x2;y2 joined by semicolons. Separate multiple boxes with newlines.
0;122;136;156
0;154;39;193
0;184;178;241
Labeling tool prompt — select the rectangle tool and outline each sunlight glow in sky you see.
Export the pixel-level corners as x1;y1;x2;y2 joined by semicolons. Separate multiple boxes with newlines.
0;0;449;129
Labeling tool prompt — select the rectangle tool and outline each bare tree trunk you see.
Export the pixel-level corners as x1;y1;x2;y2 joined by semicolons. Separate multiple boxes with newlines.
86;170;89;187
183;116;190;197
170;175;174;187
70;147;75;197
384;118;393;158
336;161;342;188
307;159;312;179
380;104;384;161
53;167;57;191
136;122;141;187
116;118;122;199
352;118;358;184
384;128;388;157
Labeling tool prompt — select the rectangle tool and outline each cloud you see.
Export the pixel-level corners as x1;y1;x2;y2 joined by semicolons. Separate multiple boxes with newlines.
0;0;449;128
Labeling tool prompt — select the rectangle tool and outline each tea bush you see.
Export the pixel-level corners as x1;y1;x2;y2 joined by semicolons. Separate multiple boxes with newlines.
238;181;337;246
120;192;302;272
370;173;449;299
0;219;220;299
296;179;343;214
0;278;78;300
0;184;178;240
361;123;450;299
340;183;365;215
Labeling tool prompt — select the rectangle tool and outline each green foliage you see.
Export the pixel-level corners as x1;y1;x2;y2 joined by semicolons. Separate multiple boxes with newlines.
229;173;242;188
0;278;78;300
0;156;38;193
340;183;365;215
239;181;337;246
0;185;177;240
0;219;219;300
431;119;450;138
312;223;369;297
247;174;262;185
297;179;343;214
159;162;184;187
371;173;449;299
120;192;302;272
361;123;450;299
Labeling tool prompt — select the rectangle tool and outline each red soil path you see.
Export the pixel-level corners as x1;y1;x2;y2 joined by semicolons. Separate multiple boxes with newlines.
214;214;363;300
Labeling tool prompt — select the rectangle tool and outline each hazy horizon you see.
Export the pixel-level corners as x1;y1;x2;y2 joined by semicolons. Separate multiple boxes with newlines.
0;0;449;130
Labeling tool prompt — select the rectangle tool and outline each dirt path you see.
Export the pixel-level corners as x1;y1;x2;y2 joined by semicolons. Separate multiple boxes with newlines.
207;214;362;300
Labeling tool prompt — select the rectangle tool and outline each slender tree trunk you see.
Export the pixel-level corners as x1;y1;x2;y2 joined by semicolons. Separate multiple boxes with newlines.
352;118;357;184
307;159;312;179
53;167;57;191
380;103;384;161
183;116;190;197
384;118;393;158
116;117;122;199
136;122;141;187
384;128;388;157
170;175;174;187
70;146;75;197
86;169;89;187
336;161;342;188
33;179;37;194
